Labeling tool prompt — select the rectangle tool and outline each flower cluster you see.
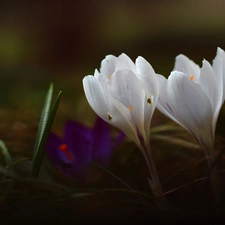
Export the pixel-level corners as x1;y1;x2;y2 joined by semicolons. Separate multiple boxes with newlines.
82;47;225;201
46;47;225;203
83;48;225;157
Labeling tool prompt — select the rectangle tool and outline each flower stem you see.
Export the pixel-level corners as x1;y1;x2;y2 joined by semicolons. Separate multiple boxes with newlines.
203;146;222;204
141;142;168;209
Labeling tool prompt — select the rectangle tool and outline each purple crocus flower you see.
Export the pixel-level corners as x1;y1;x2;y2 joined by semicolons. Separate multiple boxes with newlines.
45;117;125;182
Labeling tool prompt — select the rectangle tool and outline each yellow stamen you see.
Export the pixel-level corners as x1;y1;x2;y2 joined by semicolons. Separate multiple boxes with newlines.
189;75;194;81
109;75;112;79
128;106;133;111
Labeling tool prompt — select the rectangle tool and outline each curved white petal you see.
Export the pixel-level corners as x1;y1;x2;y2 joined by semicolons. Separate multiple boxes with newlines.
170;72;213;150
116;53;136;73
213;47;225;104
174;54;200;80
94;69;102;81
135;56;159;139
157;74;184;128
135;56;159;105
108;96;141;147
104;92;139;145
94;69;109;85
197;59;221;136
107;69;146;141
100;55;117;79
94;69;100;78
83;75;139;144
197;60;218;110
83;76;108;120
158;71;214;150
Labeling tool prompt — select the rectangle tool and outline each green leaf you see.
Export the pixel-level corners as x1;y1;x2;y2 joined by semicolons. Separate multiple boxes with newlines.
32;83;54;158
206;147;225;176
91;161;134;191
0;140;13;168
0;141;15;191
151;134;201;150
151;123;185;134
30;87;62;178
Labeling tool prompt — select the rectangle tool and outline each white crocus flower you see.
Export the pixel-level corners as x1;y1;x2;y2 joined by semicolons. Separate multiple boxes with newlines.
157;48;225;203
83;54;166;203
83;53;159;153
157;47;225;159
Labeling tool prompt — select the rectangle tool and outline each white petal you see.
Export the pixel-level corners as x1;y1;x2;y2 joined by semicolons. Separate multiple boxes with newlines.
135;56;159;139
213;47;225;104
197;60;221;135
100;88;142;147
83;75;138;143
157;74;184;128
107;69;147;141
109;96;142;146
158;71;214;150
197;60;218;111
94;69;100;78
174;54;200;80
135;56;159;105
171;72;213;146
100;55;117;79
116;53;136;73
83;76;108;120
94;69;109;84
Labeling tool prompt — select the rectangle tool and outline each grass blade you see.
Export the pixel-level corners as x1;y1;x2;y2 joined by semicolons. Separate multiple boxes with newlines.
151;134;201;150
0;140;13;168
30;90;62;178
92;161;134;190
0;141;15;191
151;123;184;134
32;83;54;157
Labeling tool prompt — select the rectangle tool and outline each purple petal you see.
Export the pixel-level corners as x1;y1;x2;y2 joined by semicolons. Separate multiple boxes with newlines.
45;132;63;164
64;120;93;173
91;116;112;167
64;120;92;147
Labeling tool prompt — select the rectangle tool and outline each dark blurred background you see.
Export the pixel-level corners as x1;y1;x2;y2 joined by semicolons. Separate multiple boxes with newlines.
0;0;225;154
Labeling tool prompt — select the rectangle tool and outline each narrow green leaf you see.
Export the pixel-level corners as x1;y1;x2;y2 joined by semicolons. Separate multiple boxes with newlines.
151;134;201;150
162;163;191;185
0;140;12;168
30;91;62;178
194;147;225;202
206;147;225;176
91;161;134;191
0;141;15;192
101;188;155;201
6;157;30;168
151;123;185;134
33;83;54;158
